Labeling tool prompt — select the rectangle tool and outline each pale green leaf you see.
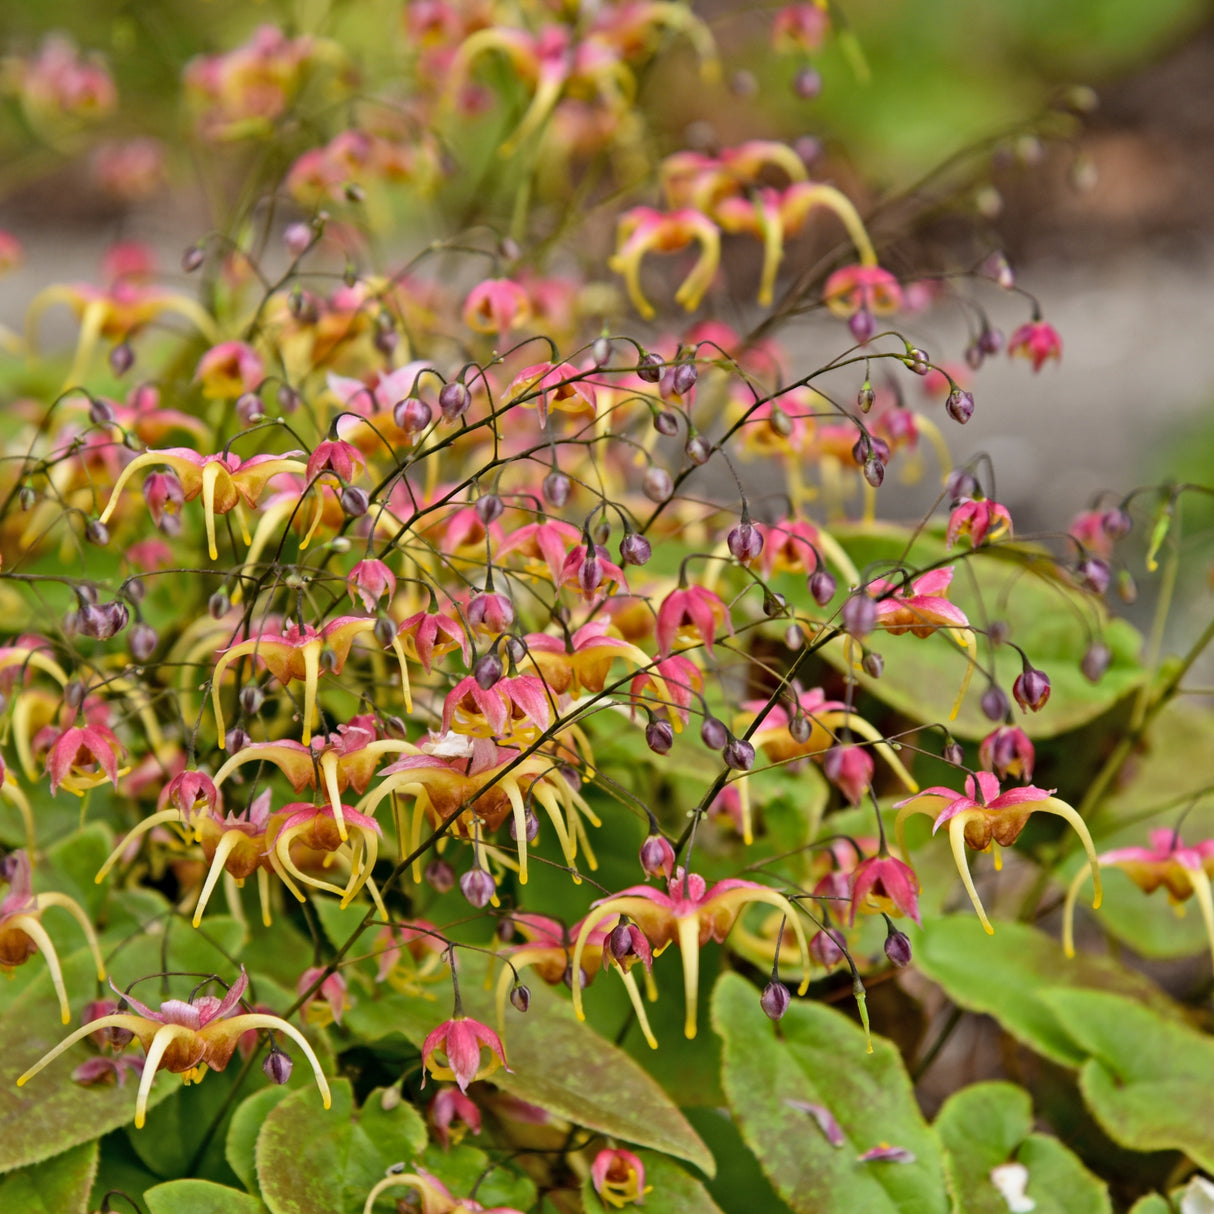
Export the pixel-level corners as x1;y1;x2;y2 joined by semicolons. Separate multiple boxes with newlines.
144;1178;268;1214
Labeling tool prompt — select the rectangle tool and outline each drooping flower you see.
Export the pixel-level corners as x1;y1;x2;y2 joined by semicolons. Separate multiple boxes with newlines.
895;772;1101;934
848;853;922;927
17;968;331;1127
609;207;721;319
421;1015;510;1092
194;340;265;400
361;1164;525;1214
947;496;1013;549
45;721;126;796
654;585;732;656
1008;320;1062;372
591;1148;653;1208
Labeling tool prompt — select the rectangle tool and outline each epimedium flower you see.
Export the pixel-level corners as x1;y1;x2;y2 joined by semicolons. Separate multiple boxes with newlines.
421;1015;511;1092
947;496;1013;549
97;446;308;561
362;1164;524;1214
591;1148;653;1208
571;868;811;1039
654;585;732;657
505;361;598;427
895;772;1101;934
45;720;127;796
822;263;903;339
0;851;106;1024
462;277;532;339
17;967;331;1128
1063;829;1214;969
849;852;922;928
1008;320;1062;372
194;340;265;400
608;207;721;319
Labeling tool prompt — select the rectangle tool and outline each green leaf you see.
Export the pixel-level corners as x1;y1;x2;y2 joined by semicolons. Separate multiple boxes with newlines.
823;526;1144;739
1127;1197;1172;1214
1042;989;1214;1170
144;1178;268;1214
0;962;174;1173
43;820;114;920
0;1140;97;1213
712;971;948;1214
914;916;1185;1066
934;1083;1109;1214
346;967;715;1176
227;1087;293;1195
581;1150;725;1214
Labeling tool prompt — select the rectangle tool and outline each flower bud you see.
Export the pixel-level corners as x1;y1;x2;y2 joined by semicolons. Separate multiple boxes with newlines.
474;651;503;690
123;576;145;603
1081;641;1111;683
129;622;158;662
64;680;87;709
508;808;540;843
460;867;496;909
225;727;250;753
640;834;675;879
849;308;876;344
842;592;876;638
619;532;651;566
654;410;679;436
579;551;603;595
1077;557;1110;595
987;619;1009;647
1102;508;1132;539
760;980;791;1020
18;485;35;511
822;744;873;805
85;519;110;547
277;384;301;413
789;714;811;744
340;486;369;517
981;684;1010;722
809;929;844;968
763;590;787;617
475;494;504;526
906;348;931;375
510;984;531;1013
372;617;396;648
264;1048;294;1085
645;719;674;755
768;406;793;438
543;471;571;508
439;382;470;422
425;859;455;894
505;636;527;664
592;337;611;367
642;467;673;502
88;398;116;426
862;651;884;678
182;244;206;273
283;222;312;258
857;382;875;413
723;737;755;771
980;725;1035;782
239;684;265;715
671;362;698;396
945;469;978;502
862;457;885;487
785;623;805;650
636;352;663;383
701;716;728;750
728;522;764;563
946;388;975;424
608;923;636;964
685;434;712;465
809;569;837;606
394;397;432;434
978;327;1004;356
884;929;912;967
943;740;965;766
1012;666;1051;713
563;964;589;991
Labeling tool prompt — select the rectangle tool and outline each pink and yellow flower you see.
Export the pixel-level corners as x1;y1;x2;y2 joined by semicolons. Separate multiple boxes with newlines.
591;1148;653;1208
1008;320;1062;372
421;1015;510;1092
609;207;721;319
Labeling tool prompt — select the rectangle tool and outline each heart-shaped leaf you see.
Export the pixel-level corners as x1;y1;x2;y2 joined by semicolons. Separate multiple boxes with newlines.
144;1178;268;1214
0;1140;97;1213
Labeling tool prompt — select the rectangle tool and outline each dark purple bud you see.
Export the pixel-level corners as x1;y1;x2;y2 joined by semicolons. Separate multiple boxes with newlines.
474;651;503;690
685;434;712;465
88;398;116;426
543;471;571;508
1102;508;1132;539
182;244;206;273
425;859;455;894
645;720;674;755
943;740;965;765
1078;558;1111;596
1012;666;1051;713
340;486;369;517
85;519;110;547
475;494;504;525
728;522;764;563
277;384;301;413
653;410;679;436
264;1049;294;1084
508;808;539;843
637;352;664;383
64;680;87;709
946;388;975;424
619;532;651;566
608;923;635;963
592;337;611;367
946;469;978;502
1081;641;1111;683
700;716;727;749
383;715;408;740
225;728;251;753
862;458;885;487
987;619;1009;647
129;623;158;662
239;684;265;715
123;577;146;604
505;636;527;664
978;327;1004;356
789;714;811;745
79;604;108;639
857;383;875;413
723;737;755;771
374;323;399;357
849;308;876;344
578;551;603;595
763;591;787;617
809;569;837;606
792;66;822;100
761;980;792;1020
842;593;877;638
460;867;496;909
981;684;1010;722
672;363;698;396
906;348;931;375
510;984;531;1013
236;392;264;425
374;616;397;648
643;467;673;502
965;342;984;370
852;434;890;468
640;833;675;879
862;651;884;678
785;623;805;650
439;381;470;422
393;397;432;434
810;929;844;968
78;585;100;605
884;930;912;967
